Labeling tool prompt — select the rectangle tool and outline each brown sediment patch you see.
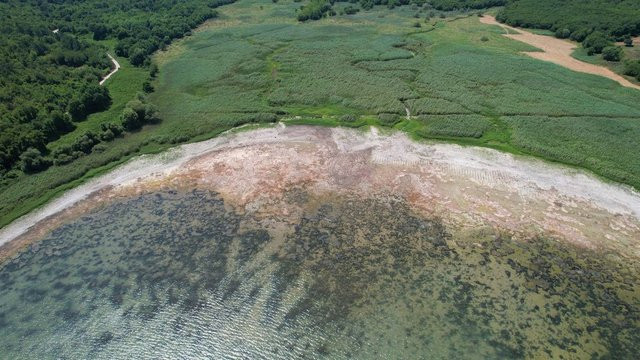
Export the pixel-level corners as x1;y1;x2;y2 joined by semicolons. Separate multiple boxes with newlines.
479;15;640;90
1;125;640;263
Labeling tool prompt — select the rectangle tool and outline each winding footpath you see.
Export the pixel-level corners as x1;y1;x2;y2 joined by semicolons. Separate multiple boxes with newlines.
99;53;121;86
480;16;640;90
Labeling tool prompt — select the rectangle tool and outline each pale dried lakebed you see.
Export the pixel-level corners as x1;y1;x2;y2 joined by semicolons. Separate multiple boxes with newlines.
0;126;638;358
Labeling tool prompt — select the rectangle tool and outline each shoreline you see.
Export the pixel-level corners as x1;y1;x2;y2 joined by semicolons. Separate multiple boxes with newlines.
1;125;639;263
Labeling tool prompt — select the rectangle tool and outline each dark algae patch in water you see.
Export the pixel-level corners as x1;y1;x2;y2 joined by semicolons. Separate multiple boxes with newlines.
0;189;638;358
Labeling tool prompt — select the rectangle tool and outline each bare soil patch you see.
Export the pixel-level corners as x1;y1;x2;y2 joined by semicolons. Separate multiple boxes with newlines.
480;16;640;90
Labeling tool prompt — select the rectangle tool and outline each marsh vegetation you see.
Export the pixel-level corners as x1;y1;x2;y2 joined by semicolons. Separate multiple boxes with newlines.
2;0;640;228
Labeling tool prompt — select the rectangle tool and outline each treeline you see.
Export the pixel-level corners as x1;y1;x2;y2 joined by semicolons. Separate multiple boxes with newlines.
0;0;235;178
429;0;505;11
296;0;500;21
496;0;640;78
297;0;423;21
108;0;235;66
496;0;640;44
28;93;159;174
0;6;112;174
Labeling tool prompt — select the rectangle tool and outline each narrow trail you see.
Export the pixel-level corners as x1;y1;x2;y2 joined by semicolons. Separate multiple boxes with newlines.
479;16;640;90
99;53;121;86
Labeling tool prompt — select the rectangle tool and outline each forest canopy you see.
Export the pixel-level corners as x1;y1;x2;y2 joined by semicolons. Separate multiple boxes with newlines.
0;0;233;176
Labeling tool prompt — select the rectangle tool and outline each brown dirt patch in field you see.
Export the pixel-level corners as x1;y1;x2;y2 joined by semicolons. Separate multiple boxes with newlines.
480;16;640;90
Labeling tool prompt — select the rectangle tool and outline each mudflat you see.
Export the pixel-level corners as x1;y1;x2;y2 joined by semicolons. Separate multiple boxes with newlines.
480;15;640;90
3;125;639;262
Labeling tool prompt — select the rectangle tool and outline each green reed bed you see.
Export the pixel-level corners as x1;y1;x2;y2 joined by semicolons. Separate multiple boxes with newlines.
2;0;640;228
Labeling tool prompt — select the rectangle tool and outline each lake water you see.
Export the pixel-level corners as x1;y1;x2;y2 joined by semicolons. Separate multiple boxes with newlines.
0;189;638;359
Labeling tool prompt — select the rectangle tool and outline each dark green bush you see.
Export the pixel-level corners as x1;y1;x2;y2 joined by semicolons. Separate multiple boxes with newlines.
602;46;622;62
340;114;357;122
623;60;640;78
555;28;571;39
583;32;609;55
298;0;332;21
20;148;51;173
344;6;360;15
623;36;633;47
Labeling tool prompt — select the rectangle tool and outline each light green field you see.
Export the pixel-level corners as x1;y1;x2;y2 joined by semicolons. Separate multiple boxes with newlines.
150;0;640;185
1;0;640;227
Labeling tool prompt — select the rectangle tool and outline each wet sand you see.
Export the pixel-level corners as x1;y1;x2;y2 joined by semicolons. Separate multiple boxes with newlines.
1;125;639;262
479;16;640;90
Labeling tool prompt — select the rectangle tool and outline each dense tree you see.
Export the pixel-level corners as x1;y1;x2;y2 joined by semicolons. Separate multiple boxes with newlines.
602;46;623;62
19;148;51;173
0;0;237;176
623;60;640;79
624;36;634;47
298;0;333;21
49;111;75;134
555;28;571;39
121;107;141;131
495;0;640;49
583;32;610;55
429;0;505;11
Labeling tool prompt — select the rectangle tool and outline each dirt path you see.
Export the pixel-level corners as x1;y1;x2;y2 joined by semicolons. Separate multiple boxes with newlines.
479;16;640;90
99;53;121;86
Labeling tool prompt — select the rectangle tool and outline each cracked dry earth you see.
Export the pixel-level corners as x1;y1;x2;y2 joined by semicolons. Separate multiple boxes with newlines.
3;125;639;261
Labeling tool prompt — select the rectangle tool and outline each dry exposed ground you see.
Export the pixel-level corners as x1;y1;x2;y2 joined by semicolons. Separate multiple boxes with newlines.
480;16;640;90
2;125;639;262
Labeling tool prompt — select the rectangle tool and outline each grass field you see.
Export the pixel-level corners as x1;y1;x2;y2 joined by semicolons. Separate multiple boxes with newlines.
1;0;640;228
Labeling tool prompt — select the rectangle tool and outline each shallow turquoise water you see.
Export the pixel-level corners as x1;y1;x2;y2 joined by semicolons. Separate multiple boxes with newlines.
0;189;638;359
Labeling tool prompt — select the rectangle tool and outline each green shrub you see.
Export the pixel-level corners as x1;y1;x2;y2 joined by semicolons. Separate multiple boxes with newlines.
555;28;571;39
378;113;401;126
344;6;360;15
71;132;101;154
602;46;622;62
53;154;74;166
623;60;640;77
91;143;108;153
143;81;155;93
20;148;51;173
340;114;357;122
121;107;141;130
297;0;332;21
583;31;609;55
